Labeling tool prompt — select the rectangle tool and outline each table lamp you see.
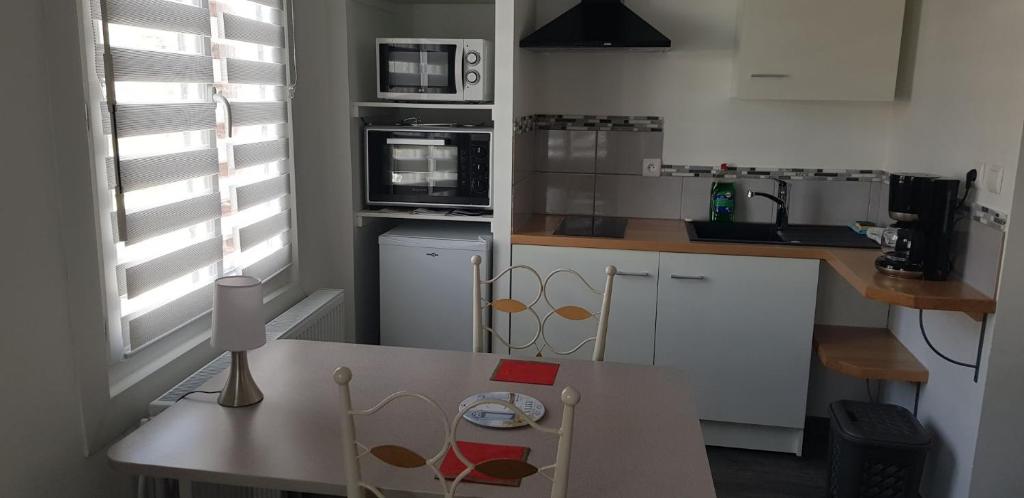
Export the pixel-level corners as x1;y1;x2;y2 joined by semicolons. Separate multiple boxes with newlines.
211;276;266;407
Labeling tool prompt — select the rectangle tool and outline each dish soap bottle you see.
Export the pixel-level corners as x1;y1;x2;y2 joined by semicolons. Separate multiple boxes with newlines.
709;181;736;222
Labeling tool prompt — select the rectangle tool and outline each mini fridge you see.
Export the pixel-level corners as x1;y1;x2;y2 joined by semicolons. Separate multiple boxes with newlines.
379;223;491;351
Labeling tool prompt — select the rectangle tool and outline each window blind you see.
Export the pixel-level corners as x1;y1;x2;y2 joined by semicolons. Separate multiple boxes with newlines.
91;0;296;355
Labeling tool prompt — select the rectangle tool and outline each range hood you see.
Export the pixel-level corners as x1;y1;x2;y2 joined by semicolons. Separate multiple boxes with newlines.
520;0;671;50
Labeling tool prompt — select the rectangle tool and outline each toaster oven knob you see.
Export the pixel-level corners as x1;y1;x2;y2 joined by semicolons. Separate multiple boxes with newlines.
465;51;481;66
465;70;481;85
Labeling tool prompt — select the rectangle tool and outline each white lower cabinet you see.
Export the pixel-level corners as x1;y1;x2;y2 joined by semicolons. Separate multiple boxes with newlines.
655;252;819;454
511;245;658;365
510;245;820;454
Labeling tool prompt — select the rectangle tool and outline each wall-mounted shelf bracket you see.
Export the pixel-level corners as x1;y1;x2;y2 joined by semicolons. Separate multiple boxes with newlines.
918;309;988;383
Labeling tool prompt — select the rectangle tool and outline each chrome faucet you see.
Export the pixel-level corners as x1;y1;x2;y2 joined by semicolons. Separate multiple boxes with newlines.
747;179;789;231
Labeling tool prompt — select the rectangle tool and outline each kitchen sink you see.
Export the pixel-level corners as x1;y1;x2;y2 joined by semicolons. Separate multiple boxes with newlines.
686;221;879;249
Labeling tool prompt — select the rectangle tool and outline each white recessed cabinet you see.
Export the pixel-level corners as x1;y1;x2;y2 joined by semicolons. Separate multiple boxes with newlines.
734;0;907;101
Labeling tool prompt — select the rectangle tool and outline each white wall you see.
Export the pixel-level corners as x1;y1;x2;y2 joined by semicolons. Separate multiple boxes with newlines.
970;128;1024;498
293;0;356;336
0;2;132;497
528;0;895;170
409;3;496;40
880;1;1024;497
886;0;1024;213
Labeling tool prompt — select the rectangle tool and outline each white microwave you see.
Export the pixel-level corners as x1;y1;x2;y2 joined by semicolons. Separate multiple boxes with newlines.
376;38;493;102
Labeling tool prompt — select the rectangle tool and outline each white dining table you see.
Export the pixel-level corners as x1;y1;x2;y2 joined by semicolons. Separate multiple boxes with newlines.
108;340;716;497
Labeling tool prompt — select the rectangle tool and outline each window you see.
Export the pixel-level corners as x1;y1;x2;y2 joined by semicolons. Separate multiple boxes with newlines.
88;0;297;362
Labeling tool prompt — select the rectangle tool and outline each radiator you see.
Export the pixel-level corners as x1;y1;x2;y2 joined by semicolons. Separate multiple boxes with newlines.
272;289;347;342
148;289;345;417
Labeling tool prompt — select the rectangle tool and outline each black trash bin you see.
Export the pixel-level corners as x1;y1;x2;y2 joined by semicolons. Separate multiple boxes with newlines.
827;400;931;498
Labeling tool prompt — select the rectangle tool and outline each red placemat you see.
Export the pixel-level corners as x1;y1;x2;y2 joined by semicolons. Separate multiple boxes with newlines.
440;440;531;487
490;358;560;385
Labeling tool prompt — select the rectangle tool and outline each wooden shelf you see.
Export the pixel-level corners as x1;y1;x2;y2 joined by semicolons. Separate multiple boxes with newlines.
823;249;997;316
356;209;493;227
351;101;494;117
813;325;928;383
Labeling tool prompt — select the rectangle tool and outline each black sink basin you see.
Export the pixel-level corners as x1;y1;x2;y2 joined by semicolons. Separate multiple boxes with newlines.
686;221;879;249
687;221;785;243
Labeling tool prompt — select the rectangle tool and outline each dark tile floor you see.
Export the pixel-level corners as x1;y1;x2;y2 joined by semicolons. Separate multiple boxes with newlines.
707;446;828;498
706;418;831;498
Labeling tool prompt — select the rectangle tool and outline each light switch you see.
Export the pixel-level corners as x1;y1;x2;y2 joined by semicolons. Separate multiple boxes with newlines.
642;158;662;177
984;164;1004;194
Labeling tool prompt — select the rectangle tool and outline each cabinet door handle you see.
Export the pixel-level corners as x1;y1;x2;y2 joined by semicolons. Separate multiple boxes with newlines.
616;271;650;277
670;274;706;281
750;73;791;79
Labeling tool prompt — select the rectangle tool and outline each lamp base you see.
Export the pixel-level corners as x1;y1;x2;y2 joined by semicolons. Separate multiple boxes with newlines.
219;351;264;407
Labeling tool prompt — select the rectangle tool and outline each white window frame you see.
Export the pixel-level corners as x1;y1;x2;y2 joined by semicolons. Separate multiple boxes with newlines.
94;0;303;390
61;0;304;454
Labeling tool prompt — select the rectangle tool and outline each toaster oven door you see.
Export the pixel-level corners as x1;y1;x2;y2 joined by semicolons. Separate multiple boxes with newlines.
378;40;463;101
366;130;491;209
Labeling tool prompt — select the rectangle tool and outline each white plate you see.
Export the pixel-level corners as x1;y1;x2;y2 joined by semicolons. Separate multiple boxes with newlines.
459;392;546;429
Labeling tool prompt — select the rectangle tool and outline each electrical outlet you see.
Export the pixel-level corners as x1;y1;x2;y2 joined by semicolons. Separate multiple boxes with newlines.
984;163;1004;194
642;158;662;177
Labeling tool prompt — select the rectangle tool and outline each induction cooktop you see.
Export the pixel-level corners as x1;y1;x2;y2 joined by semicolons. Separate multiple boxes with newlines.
554;216;629;239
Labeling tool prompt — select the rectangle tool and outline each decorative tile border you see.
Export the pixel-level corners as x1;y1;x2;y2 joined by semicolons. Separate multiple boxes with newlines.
663;164;887;182
514;114;664;134
513;115;535;135
973;204;1010;232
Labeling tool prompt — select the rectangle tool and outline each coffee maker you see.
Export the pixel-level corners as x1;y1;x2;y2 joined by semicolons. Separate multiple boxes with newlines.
875;173;962;281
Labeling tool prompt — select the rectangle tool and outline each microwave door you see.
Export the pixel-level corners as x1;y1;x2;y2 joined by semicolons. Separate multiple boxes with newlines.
379;42;463;101
385;139;458;200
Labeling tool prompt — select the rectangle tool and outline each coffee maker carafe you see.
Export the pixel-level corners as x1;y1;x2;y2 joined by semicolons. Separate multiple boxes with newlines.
875;173;961;281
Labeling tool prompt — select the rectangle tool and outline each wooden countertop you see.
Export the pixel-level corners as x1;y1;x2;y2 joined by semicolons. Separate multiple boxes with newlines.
512;216;996;316
813;325;929;383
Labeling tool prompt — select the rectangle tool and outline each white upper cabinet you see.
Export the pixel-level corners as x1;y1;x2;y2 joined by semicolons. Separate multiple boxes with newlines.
734;0;906;101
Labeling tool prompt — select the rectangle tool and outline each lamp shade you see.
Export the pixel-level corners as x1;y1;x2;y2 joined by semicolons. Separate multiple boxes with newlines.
211;276;266;352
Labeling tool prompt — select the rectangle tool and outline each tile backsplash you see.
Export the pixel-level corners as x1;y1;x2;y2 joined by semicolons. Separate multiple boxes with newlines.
597;131;664;175
536;131;598;174
514;126;887;224
521;114;665;133
680;177;776;223
533;172;594;215
512;114;1010;233
595;175;682;219
664;164;886;182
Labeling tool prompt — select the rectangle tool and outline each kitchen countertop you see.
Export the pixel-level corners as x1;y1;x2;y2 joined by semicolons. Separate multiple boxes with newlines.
512;216;997;316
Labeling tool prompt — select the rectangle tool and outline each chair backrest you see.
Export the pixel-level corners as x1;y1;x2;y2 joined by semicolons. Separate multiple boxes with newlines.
471;255;617;361
333;367;580;498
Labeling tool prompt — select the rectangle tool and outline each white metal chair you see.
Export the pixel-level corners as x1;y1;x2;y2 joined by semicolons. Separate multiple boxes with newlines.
333;367;580;498
471;255;617;361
